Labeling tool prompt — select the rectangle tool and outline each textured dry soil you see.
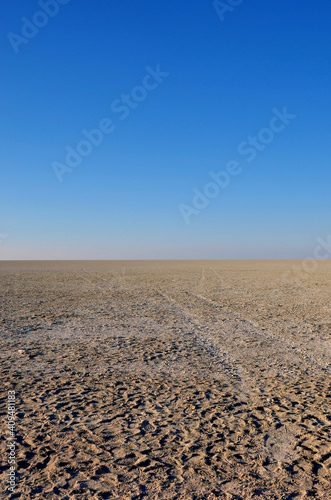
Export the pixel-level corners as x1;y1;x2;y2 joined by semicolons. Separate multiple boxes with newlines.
0;260;330;499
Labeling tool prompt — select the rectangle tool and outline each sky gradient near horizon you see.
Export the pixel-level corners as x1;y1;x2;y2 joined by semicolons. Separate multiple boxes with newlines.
1;0;331;259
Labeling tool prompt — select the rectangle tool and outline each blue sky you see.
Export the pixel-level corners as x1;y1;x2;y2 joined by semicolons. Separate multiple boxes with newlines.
1;0;330;259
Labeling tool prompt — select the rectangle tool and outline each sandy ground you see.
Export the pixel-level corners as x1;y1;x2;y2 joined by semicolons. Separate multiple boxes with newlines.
0;260;330;499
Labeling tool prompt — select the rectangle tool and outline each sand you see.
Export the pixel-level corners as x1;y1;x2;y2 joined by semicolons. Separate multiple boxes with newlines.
0;260;330;499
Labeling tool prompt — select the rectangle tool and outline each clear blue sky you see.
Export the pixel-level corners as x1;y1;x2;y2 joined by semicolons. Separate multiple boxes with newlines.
1;0;330;259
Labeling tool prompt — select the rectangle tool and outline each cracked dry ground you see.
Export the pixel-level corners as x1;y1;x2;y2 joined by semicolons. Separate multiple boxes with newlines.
0;260;330;499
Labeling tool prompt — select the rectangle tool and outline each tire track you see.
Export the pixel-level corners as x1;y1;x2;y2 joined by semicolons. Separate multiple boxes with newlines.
153;290;265;403
182;289;330;377
205;267;331;375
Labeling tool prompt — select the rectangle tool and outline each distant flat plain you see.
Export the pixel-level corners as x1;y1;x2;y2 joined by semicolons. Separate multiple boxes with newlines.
1;261;330;499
